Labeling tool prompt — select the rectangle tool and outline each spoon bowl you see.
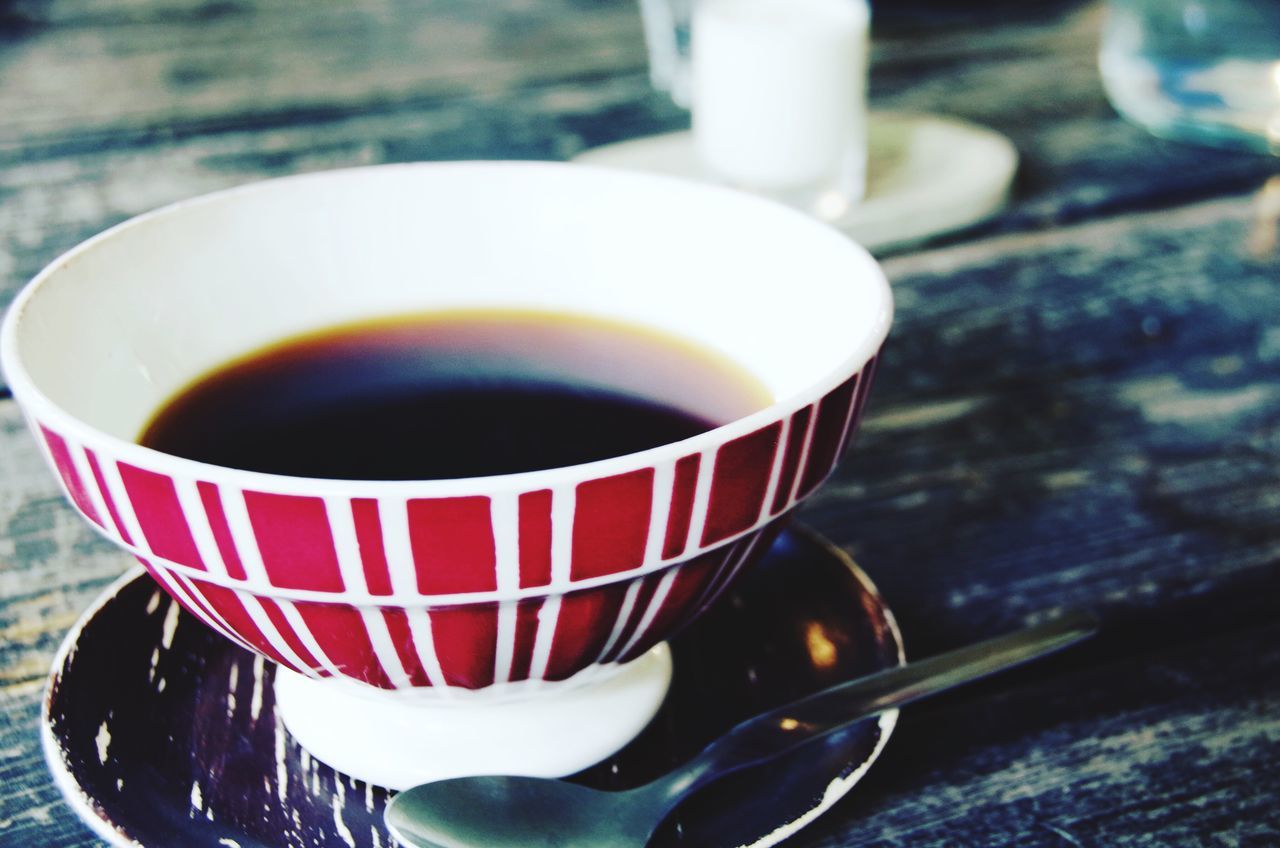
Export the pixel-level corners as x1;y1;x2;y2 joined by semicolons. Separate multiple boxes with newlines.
387;777;664;848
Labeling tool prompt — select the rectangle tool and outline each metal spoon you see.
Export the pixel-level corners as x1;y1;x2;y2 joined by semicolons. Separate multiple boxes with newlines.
386;610;1097;848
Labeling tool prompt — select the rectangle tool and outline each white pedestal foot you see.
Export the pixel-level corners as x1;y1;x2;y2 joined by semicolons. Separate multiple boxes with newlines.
273;644;674;790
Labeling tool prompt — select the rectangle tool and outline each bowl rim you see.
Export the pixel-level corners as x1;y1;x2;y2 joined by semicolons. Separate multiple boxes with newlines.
0;160;893;499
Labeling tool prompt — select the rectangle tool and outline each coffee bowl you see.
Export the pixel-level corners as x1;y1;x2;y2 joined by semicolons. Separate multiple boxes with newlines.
1;162;891;788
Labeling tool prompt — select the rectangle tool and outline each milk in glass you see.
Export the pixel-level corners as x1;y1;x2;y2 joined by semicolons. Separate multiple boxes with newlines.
692;0;870;219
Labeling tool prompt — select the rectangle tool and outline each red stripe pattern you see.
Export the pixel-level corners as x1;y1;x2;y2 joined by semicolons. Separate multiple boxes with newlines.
39;426;103;527
198;482;246;580
797;374;861;498
571;469;654;580
381;608;432;686
702;422;782;546
508;598;544;682
662;453;701;559
408;496;496;594
25;356;879;690
543;583;630;681
771;406;813;515
85;449;130;543
352;498;393;596
293;601;393;688
517;490;553;589
429;604;499;688
118;462;205;571
244;491;344;592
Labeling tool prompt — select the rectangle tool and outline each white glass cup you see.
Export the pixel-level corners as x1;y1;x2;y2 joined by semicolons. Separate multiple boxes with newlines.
1101;0;1280;153
640;0;871;220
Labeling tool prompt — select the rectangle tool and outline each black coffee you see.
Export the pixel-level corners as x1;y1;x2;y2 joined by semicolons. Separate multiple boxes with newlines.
139;311;770;480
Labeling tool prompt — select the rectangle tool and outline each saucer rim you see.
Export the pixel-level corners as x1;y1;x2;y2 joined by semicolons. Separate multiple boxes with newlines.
571;113;1019;254
745;526;904;848
40;528;905;848
41;564;152;847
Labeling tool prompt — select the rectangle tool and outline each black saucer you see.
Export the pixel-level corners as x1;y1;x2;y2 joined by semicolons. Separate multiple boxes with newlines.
42;525;903;848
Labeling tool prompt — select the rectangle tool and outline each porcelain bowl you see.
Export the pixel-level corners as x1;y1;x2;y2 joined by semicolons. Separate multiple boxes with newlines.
1;162;891;698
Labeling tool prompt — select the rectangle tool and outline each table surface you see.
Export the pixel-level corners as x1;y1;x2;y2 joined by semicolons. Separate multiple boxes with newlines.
2;1;1278;845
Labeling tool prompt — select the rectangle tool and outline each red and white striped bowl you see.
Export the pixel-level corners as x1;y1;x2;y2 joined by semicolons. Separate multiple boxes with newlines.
2;162;892;694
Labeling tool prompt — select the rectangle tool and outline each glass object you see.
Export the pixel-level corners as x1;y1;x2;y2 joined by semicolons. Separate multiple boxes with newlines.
638;0;870;221
639;0;694;107
1100;0;1280;153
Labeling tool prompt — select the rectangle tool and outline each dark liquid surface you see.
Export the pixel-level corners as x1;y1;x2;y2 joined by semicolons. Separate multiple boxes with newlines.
139;311;771;480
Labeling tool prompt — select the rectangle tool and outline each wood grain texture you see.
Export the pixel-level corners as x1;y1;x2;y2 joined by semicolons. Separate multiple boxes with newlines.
1;0;1278;362
800;193;1280;844
1;0;1279;845
805;622;1280;847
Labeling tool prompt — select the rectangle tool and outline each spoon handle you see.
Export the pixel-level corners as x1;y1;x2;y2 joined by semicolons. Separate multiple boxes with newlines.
658;610;1098;802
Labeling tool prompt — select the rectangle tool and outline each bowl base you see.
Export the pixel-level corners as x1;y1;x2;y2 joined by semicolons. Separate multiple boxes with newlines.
272;644;673;790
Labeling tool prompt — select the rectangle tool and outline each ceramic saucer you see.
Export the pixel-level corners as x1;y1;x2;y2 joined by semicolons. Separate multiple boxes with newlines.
572;112;1018;252
42;525;904;848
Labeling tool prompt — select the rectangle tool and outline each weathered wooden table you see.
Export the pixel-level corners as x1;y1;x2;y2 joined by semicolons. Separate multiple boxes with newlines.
2;0;1278;845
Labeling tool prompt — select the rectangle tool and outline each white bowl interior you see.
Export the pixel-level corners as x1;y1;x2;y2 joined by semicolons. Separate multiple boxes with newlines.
5;162;890;442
